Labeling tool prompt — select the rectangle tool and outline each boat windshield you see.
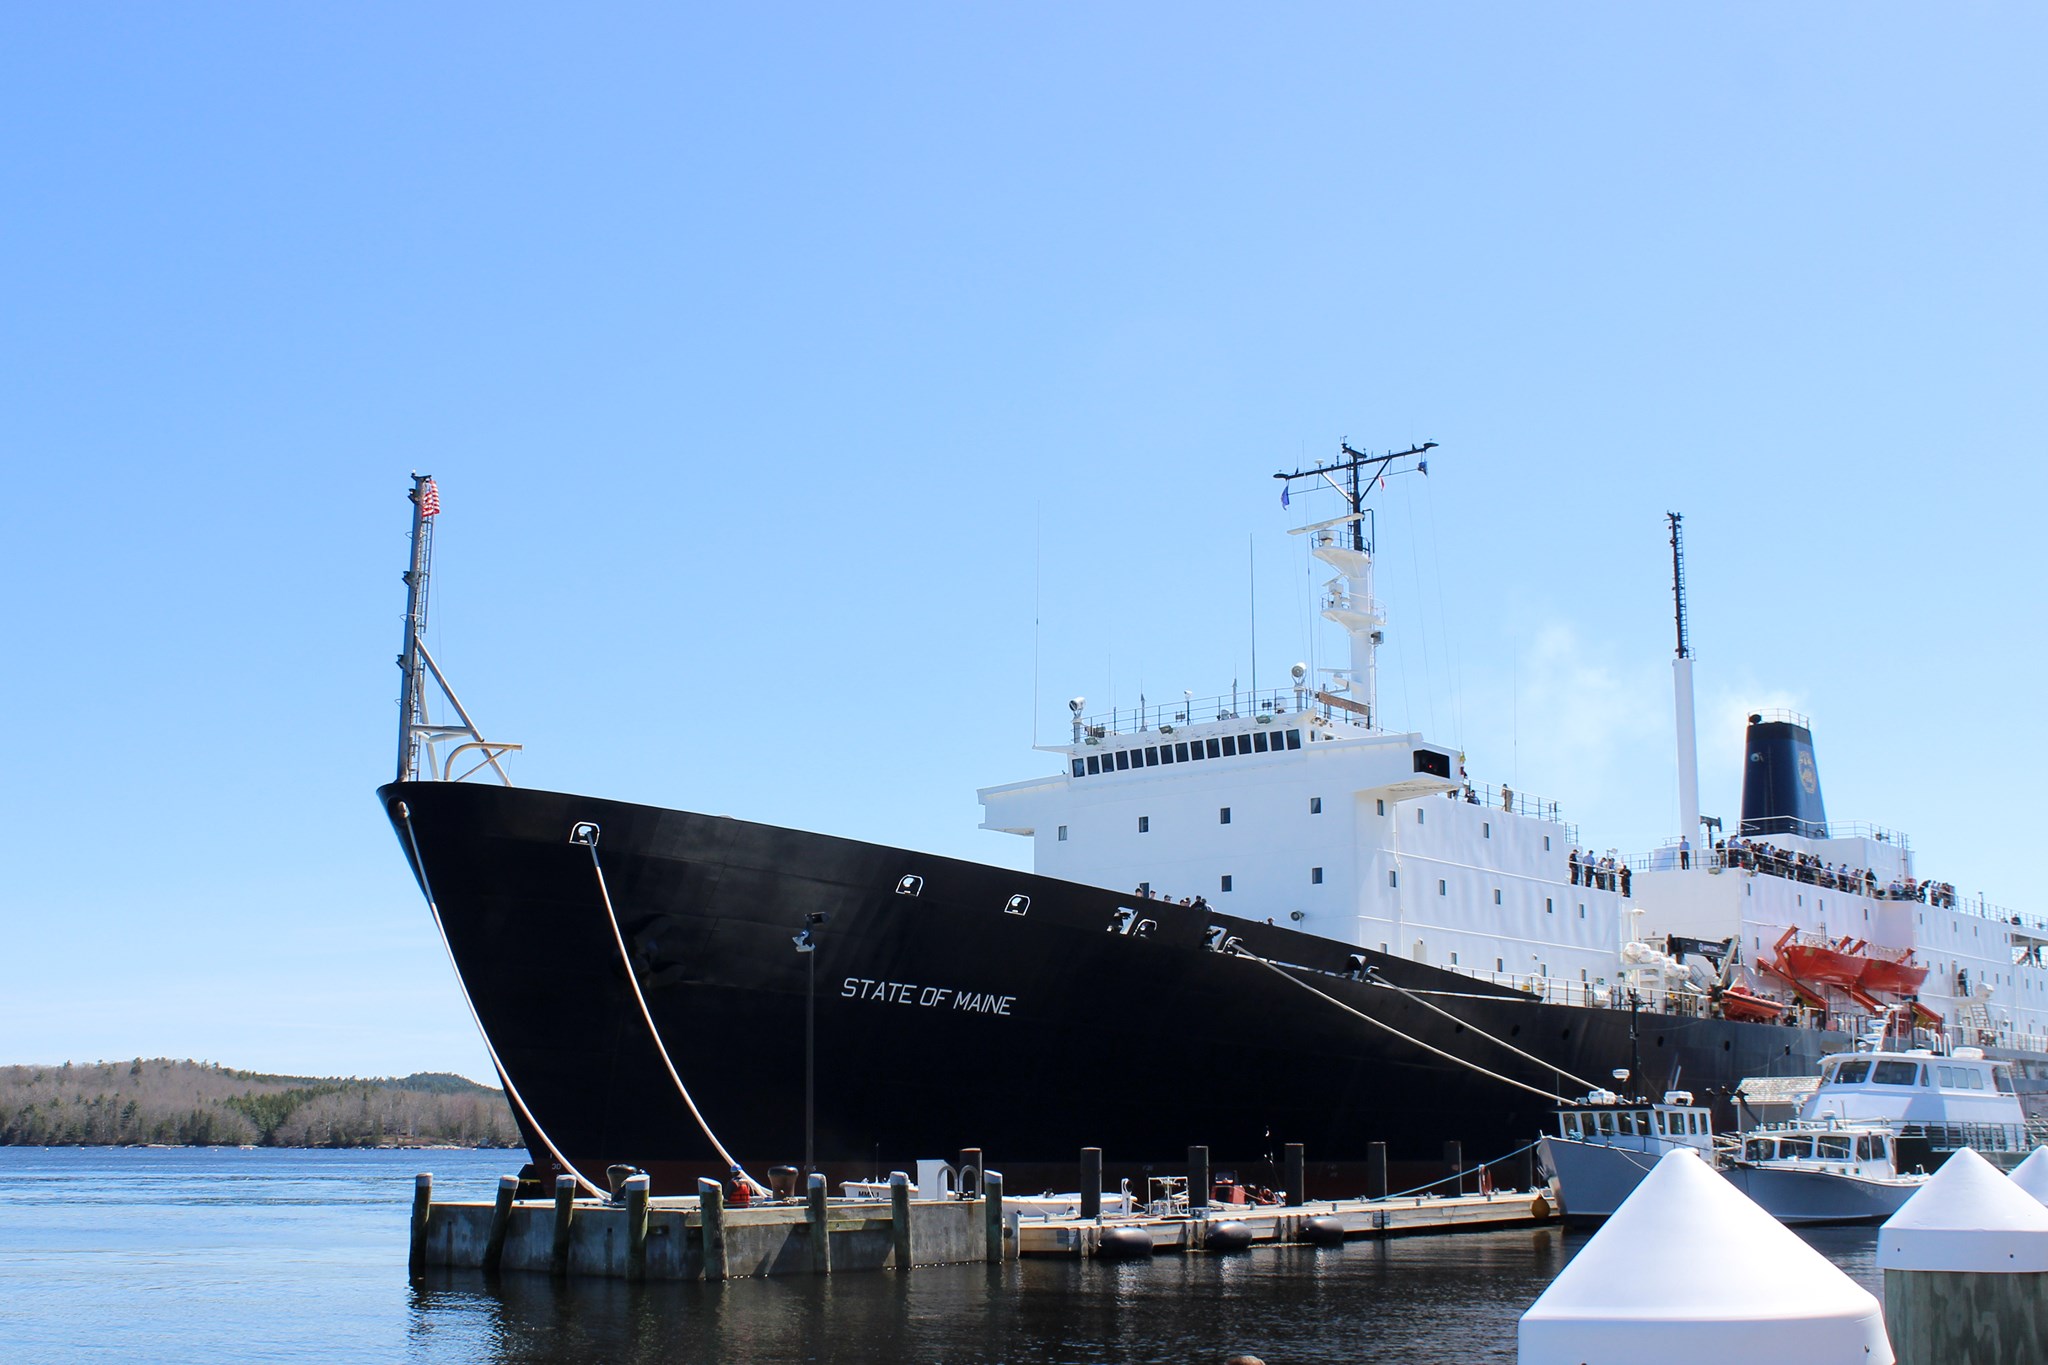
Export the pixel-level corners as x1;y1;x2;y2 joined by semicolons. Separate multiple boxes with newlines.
1744;1137;1777;1162
1816;1135;1853;1161
1871;1060;1922;1086
1830;1059;1871;1085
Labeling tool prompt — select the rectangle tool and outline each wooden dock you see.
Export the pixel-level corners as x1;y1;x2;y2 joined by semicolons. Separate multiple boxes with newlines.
410;1168;1556;1281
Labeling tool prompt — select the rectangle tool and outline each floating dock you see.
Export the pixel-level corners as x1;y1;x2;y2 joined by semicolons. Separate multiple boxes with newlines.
410;1168;1556;1282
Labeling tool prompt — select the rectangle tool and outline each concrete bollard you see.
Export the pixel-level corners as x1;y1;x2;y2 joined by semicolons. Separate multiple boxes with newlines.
483;1174;517;1275
959;1148;982;1198
1189;1146;1210;1211
550;1175;576;1277
409;1173;432;1278
624;1174;650;1282
1080;1147;1102;1220
1284;1143;1305;1207
984;1170;1005;1263
697;1178;727;1281
1368;1142;1387;1200
807;1172;831;1275
1444;1140;1464;1197
889;1171;913;1271
1881;1147;2048;1365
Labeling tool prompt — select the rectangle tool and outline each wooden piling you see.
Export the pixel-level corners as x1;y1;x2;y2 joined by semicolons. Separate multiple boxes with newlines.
409;1173;432;1278
624;1174;650;1282
550;1175;576;1277
697;1178;727;1281
482;1174;517;1274
1283;1143;1305;1207
1885;1269;2048;1363
889;1171;913;1270
1368;1142;1387;1200
984;1170;1005;1263
960;1147;982;1198
807;1173;831;1275
1080;1147;1103;1220
1188;1146;1210;1210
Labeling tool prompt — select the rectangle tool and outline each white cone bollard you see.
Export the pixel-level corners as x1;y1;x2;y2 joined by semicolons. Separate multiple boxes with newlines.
1879;1147;2048;1364
1519;1147;1890;1365
2004;1146;2048;1209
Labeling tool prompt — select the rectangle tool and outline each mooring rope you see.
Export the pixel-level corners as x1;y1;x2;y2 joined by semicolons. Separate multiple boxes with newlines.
575;824;771;1199
1240;952;1582;1107
1363;968;1608;1096
1381;1136;1544;1201
396;802;606;1199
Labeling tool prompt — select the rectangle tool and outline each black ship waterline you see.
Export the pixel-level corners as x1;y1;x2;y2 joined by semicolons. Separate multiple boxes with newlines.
381;778;1838;1198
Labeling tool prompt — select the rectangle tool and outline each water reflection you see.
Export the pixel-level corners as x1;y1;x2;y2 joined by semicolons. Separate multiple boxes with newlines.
408;1228;1597;1364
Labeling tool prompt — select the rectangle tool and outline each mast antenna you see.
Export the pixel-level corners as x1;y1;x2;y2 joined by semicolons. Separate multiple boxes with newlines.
394;474;521;785
1667;511;1701;852
1273;440;1436;732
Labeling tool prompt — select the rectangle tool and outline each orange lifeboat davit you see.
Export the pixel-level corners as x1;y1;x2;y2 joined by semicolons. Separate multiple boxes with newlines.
1717;984;1788;1024
1776;930;1867;989
1858;945;1929;996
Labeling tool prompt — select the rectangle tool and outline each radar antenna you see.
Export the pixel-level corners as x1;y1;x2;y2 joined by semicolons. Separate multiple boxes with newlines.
1273;441;1436;731
395;474;521;784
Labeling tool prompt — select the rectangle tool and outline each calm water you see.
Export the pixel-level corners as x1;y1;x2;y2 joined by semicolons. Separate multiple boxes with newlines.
0;1148;1883;1363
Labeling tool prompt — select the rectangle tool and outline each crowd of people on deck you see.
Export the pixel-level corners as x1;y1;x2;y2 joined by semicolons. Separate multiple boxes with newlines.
1567;848;1631;897
1718;837;1957;907
1134;885;1211;912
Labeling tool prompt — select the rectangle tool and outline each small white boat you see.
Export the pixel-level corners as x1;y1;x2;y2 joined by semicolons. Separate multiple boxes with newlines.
1721;1121;1922;1224
1537;1090;1717;1223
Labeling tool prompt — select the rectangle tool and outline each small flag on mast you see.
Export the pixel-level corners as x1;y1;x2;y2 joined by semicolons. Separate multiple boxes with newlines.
1280;484;1290;508
420;479;441;518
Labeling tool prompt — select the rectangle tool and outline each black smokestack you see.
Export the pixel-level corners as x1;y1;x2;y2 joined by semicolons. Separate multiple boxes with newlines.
1738;713;1828;839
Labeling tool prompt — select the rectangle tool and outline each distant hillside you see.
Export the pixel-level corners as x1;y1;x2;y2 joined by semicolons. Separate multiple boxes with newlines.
0;1059;522;1147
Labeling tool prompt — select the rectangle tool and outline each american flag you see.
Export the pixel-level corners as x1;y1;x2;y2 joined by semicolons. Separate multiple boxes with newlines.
419;478;441;518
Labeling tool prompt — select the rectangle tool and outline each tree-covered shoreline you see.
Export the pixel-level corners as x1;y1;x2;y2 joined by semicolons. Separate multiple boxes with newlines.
0;1059;521;1148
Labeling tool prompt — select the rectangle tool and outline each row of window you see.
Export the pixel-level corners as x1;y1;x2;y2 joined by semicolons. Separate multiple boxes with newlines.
1071;728;1304;777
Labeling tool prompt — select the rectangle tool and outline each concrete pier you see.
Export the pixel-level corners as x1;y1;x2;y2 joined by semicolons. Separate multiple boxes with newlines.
415;1180;1554;1279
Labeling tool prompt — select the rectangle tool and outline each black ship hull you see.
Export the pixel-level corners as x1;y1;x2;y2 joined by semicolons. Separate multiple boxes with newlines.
381;780;1840;1197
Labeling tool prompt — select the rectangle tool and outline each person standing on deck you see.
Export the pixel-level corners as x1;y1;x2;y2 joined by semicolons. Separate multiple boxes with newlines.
1568;848;1580;886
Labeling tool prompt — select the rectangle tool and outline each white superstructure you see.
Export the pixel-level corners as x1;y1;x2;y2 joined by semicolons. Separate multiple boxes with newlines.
980;444;2048;1064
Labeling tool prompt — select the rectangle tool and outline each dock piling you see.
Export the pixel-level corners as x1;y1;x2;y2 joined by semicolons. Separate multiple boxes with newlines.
1080;1147;1102;1220
697;1177;727;1281
1368;1142;1387;1200
806;1173;831;1274
409;1173;432;1278
1283;1143;1305;1207
1188;1146;1209;1211
984;1170;1005;1263
483;1174;517;1274
550;1175;576;1277
624;1174;650;1282
889;1171;913;1270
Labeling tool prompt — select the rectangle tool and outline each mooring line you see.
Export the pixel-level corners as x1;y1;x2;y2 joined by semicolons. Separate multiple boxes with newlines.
1363;969;1608;1096
1240;952;1581;1107
575;823;771;1199
396;802;606;1199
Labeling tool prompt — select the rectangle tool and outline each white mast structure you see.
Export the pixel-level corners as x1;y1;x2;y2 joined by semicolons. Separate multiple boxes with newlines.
1668;511;1701;853
394;473;519;785
1274;441;1435;730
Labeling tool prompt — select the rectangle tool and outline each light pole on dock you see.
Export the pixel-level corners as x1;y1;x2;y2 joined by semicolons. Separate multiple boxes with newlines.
792;912;830;1178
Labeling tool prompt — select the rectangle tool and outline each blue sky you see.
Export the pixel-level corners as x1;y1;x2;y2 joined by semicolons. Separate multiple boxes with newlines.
2;5;2041;1082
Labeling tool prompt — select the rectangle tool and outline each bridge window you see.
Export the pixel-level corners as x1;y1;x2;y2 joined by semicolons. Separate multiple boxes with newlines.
1086;756;1100;775
1176;742;1190;761
1253;731;1269;753
1145;747;1158;766
1115;750;1130;771
1871;1060;1920;1086
1206;738;1221;759
1286;729;1302;749
1223;735;1238;756
1072;759;1084;777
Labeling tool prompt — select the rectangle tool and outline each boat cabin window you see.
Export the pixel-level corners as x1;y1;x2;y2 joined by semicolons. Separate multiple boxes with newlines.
1817;1135;1853;1161
1857;1136;1887;1161
1594;1112;1615;1136
1996;1066;2017;1094
1744;1138;1776;1162
1871;1060;1921;1086
1831;1059;1872;1085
